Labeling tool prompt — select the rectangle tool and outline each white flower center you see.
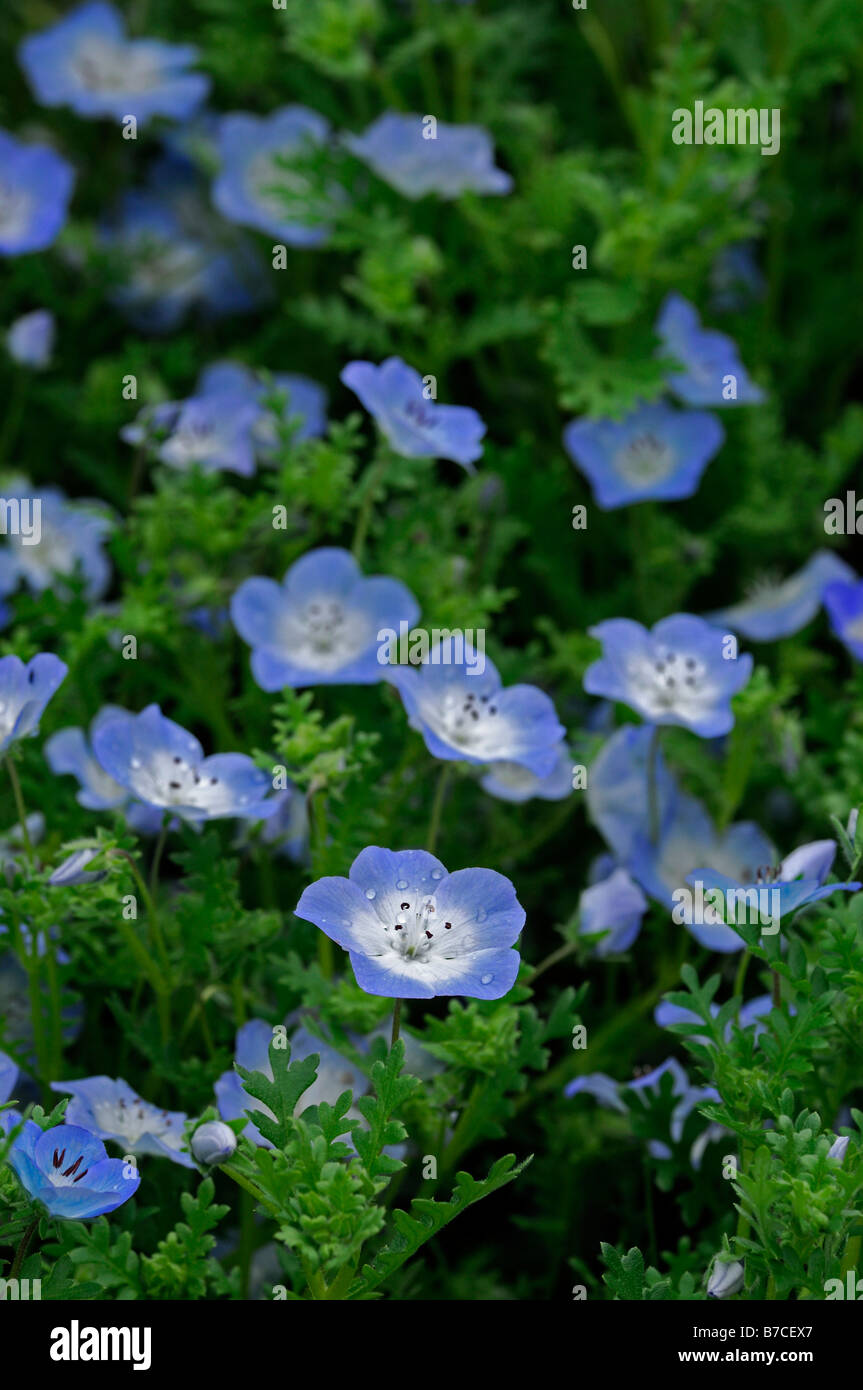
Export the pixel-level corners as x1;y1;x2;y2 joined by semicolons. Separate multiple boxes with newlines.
71;37;161;94
0;182;33;239
93;1094;180;1148
613;433;674;486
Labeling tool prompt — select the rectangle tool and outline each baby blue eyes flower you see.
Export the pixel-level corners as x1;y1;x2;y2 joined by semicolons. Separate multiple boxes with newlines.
0;479;112;604
295;846;525;1000
345;112;512;200
584;614;753;738
707;1259;745;1300
157;393;261;477
5;309;55;368
191;1120;237;1166
828;1135;850;1163
394;639;565;776
579;867;648;956
341;357;486;470
0;1048;16;1105
51;1076;194;1167
710;550;856;642
231;547;419;691
685;838;861;953
0;653;68;755
213;106;334;245
656;292;764;406
480;745;573;803
90;703;278;825
45;707;134;812
8;1120;140;1218
823;577;863;661
216;1018;369;1148
18;1;209;125
563;402;725;509
196;361;327;446
0;130;75;256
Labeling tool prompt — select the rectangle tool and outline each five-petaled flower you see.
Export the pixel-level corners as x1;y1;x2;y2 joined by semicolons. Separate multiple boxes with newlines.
584;614;752;738
295;846;525;1000
8;1120;140;1218
0;653;68;755
231;547;420;691
346;113;512;200
90;703;278;824
341;357;486;470
18;1;209;125
51;1075;195;1167
563;401;725;510
0;129;75;257
213;106;335;245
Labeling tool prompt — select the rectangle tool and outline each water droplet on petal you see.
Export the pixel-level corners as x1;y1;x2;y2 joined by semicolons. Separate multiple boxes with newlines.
364;888;376;900
481;973;493;984
130;758;141;770
431;869;444;880
396;879;408;890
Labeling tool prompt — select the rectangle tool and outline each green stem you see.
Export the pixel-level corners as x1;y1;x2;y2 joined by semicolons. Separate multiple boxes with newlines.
6;758;34;867
391;998;403;1047
351;449;388;564
425;764;452;854
527;940;578;985
149;821;169;901
733;949;751;1002
10;1217;39;1279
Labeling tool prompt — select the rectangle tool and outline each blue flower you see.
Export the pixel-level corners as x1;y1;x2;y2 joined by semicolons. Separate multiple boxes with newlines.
565;1058;723;1168
51;1075;194;1167
710;550;856;642
586;725;678;865
345;112;512;200
18;2;209;125
394;639;566;776
0;129;75;256
656;292;764;406
823;577;863;661
685;839;860;952
156;391;261;477
480;745;573;802
579;867;648;956
5;310;55;368
197;361;327;445
584;614;752;738
0;653;67;755
295;846;525;1000
90;704;278;825
710;242;765;314
45;707;135;812
341;357;486;470
231;547;419;691
655;994;774;1046
213;106;335;245
101;158;264;333
8;1120;140;1218
563;402;724;509
215;1018;370;1148
0;479;112;604
0;1049;17;1105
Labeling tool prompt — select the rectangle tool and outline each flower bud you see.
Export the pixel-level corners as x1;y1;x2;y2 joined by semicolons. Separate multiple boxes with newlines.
828;1135;850;1164
707;1258;744;1299
191;1121;237;1165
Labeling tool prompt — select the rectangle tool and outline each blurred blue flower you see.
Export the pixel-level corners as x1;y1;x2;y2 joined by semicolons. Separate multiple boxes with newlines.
0;653;67;754
579;867;648;956
394;638;566;776
710;242;765;314
91;703;278;825
709;550;856;641
586;724;677;864
584;614;752;738
213;106;334;245
685;838;860;952
295;846;524;1000
51;1075;194;1167
157;391;260;476
565;1057;723;1168
823;577;863;661
18;1;209;125
346;112;512;200
45;707;137;812
5;309;55;368
197;361;328;446
0;479;112;604
231;547;419;691
341;357;486;469
656;292;764;406
8;1120;140;1218
0;130;75;256
0;1049;16;1104
480;745;573;802
215;1017;370;1148
101;157;264;333
563;402;724;509
655;994;774;1046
